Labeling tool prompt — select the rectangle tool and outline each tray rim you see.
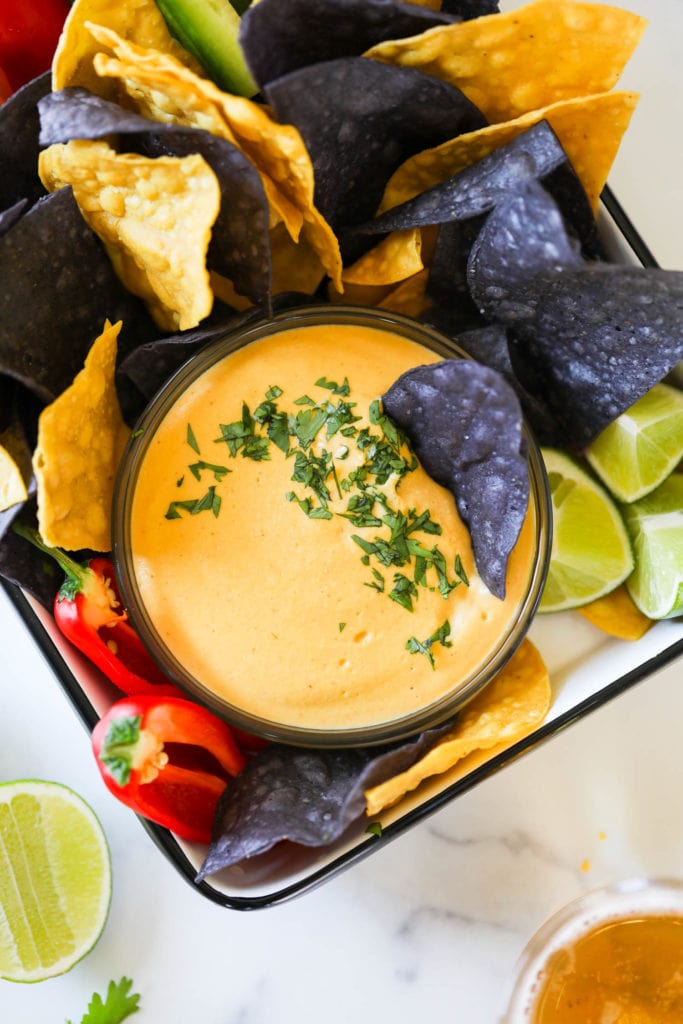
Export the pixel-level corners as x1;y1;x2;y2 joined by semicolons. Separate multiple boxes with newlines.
3;185;680;910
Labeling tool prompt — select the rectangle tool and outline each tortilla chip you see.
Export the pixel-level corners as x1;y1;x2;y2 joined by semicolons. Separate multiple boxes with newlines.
52;0;203;97
39;140;220;331
328;279;393;307
239;0;457;89
365;638;551;815
270;223;326;295
380;90;638;213
89;26;343;289
0;427;30;512
366;0;646;124
578;584;653;641
211;220;325;311
377;268;431;318
33;321;130;552
342;229;423;286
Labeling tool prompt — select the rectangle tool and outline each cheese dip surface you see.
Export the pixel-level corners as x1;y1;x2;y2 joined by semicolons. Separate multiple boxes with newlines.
125;315;539;737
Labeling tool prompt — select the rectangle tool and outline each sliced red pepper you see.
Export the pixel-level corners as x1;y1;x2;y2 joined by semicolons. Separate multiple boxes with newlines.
0;63;11;103
14;522;182;698
0;0;70;93
92;695;246;843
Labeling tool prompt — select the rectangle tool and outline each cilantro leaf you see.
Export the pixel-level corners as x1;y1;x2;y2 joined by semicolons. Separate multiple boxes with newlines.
66;977;140;1024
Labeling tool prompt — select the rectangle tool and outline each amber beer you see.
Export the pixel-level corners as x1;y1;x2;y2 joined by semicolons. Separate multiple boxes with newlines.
502;879;683;1022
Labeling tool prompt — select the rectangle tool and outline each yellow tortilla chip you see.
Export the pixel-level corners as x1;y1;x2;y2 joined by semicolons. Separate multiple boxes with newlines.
52;0;202;97
33;321;130;552
270;223;326;295
366;0;646;124
342;229;423;286
39;140;220;331
578;584;653;641
377;269;431;319
328;280;392;306
380;91;639;214
0;424;30;513
89;26;343;289
365;639;551;816
211;223;326;311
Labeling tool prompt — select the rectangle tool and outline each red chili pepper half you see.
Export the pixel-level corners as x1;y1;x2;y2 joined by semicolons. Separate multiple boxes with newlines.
14;522;181;698
0;0;70;93
0;63;11;103
92;695;246;843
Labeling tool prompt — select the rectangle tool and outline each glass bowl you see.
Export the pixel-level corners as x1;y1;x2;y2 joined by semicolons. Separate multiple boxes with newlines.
112;304;551;748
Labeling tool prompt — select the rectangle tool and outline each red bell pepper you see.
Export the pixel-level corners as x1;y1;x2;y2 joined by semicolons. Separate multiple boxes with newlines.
0;63;11;103
0;0;70;94
92;695;246;843
14;522;182;698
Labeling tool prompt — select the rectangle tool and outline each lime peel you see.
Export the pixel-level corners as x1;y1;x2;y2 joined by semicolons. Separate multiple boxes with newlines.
585;383;683;503
539;448;634;613
622;473;683;620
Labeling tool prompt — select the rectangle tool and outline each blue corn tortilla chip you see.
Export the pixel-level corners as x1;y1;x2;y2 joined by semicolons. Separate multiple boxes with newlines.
382;360;529;599
197;723;453;874
0;72;50;213
354;120;599;256
426;220;487;333
265;58;486;231
424;323;561;445
0;502;61;609
442;0;499;13
501;266;683;448
467;180;584;321
39;88;273;311
239;0;459;89
117;294;313;422
0;187;156;401
0;200;28;238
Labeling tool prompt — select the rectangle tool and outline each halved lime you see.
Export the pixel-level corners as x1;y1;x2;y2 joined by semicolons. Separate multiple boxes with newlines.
539;449;634;613
0;780;111;983
622;473;683;619
585;383;683;502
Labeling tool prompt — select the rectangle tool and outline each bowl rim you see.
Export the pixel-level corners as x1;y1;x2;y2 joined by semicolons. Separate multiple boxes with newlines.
111;303;552;748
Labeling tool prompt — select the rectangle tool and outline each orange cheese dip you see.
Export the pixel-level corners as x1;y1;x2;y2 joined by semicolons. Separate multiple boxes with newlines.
130;322;536;731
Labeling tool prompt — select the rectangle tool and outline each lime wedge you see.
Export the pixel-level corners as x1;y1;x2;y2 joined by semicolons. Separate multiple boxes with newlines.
0;780;111;983
539;448;634;613
585;383;683;502
622;473;683;619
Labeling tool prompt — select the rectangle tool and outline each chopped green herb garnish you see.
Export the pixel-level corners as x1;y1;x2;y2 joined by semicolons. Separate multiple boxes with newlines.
165;485;221;520
405;620;453;669
454;554;470;586
366;821;383;838
316;375;351;396
338;622;347;632
215;402;272;460
188;460;231;482
364;567;385;593
389;572;418;612
186;422;200;454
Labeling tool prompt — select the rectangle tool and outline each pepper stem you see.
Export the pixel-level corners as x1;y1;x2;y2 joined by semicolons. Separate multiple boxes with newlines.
12;519;94;598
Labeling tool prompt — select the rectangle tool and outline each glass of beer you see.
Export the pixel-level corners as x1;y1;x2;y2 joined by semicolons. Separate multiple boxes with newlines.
502;877;683;1022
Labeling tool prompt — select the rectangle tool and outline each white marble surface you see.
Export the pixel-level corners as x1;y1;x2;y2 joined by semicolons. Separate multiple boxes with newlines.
1;0;682;1020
